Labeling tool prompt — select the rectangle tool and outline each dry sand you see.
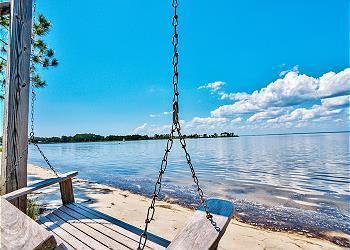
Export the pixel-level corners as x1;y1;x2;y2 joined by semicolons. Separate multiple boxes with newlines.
28;164;348;250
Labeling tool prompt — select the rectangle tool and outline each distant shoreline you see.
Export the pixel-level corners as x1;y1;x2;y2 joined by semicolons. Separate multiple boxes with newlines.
240;130;349;137
25;132;239;145
1;130;346;146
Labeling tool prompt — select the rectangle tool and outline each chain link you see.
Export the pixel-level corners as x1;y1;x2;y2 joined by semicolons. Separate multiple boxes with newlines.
138;1;212;248
29;0;58;177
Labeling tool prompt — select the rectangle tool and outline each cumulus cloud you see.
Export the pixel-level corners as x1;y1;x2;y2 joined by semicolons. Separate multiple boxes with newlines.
279;65;299;77
133;123;171;135
211;68;350;117
134;123;148;133
321;95;349;109
149;111;172;118
198;81;225;92
266;105;343;124
247;107;291;122
137;68;349;134
218;92;250;101
231;117;242;123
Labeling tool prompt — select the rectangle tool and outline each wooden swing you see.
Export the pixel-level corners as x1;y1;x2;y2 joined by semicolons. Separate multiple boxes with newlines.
0;0;234;249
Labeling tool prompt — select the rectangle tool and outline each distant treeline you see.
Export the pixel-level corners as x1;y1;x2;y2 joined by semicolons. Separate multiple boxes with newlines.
3;132;237;144
0;132;238;144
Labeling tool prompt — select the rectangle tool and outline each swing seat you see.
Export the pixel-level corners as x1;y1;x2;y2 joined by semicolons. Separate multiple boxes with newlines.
2;172;234;249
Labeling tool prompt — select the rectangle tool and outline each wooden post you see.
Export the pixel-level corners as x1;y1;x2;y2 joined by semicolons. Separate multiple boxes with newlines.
59;179;75;205
1;0;33;213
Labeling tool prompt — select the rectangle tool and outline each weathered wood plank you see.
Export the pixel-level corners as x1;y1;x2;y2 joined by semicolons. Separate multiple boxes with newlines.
2;171;78;201
0;1;10;15
0;197;58;249
63;204;162;250
45;212;109;250
56;206;130;249
75;203;171;248
60;178;75;204
38;215;87;250
66;203;161;250
1;0;33;212
167;199;234;250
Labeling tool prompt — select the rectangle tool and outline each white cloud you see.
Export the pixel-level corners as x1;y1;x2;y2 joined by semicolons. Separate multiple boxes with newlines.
198;81;225;92
279;65;299;77
231;117;242;123
149;111;172;118
321;95;349;109
186;117;228;128
267;105;343;124
134;123;148;133
218;92;250;101
133;123;171;135
211;68;350;117
247;107;291;122
139;68;349;135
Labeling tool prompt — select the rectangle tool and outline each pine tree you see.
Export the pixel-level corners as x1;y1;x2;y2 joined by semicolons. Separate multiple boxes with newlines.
0;13;58;99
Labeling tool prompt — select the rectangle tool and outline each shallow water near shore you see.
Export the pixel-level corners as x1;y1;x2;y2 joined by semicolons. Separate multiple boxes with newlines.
28;132;350;244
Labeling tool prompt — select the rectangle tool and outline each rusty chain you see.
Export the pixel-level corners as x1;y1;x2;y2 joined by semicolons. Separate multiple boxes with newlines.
137;0;212;248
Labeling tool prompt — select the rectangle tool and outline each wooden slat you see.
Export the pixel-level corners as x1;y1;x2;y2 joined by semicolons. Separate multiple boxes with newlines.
45;212;109;250
58;206;134;249
65;204;163;250
75;203;170;248
60;178;75;204
0;197;58;249
53;208;125;249
38;215;87;250
2;171;78;201
167;199;234;250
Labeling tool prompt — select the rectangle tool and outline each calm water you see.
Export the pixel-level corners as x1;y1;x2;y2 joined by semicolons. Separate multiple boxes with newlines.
29;132;350;240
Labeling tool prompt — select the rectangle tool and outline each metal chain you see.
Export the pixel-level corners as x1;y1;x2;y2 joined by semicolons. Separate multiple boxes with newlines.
29;0;58;177
138;1;212;248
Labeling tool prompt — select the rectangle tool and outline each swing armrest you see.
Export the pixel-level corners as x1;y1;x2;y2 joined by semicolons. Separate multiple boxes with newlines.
2;171;78;201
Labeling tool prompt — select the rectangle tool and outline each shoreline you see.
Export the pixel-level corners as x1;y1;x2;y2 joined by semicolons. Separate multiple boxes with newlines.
28;164;349;250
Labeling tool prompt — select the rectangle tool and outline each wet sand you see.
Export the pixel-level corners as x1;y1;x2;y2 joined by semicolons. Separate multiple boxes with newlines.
28;164;348;250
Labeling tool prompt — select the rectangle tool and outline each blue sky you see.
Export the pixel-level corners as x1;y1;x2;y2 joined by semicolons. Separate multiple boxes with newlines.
2;0;349;136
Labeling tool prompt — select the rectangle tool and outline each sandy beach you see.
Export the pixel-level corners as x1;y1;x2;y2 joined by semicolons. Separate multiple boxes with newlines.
26;164;348;250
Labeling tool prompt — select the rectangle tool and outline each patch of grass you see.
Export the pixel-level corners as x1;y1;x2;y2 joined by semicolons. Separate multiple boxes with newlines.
27;198;39;220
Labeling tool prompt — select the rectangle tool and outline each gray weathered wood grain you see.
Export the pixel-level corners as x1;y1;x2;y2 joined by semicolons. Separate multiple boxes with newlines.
167;199;234;250
2;171;78;201
1;0;33;212
38;215;86;250
75;202;171;248
0;197;58;249
59;178;75;205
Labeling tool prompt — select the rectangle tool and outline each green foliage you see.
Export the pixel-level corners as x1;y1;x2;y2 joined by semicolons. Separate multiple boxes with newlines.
27;198;39;220
31;132;238;144
0;13;58;98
